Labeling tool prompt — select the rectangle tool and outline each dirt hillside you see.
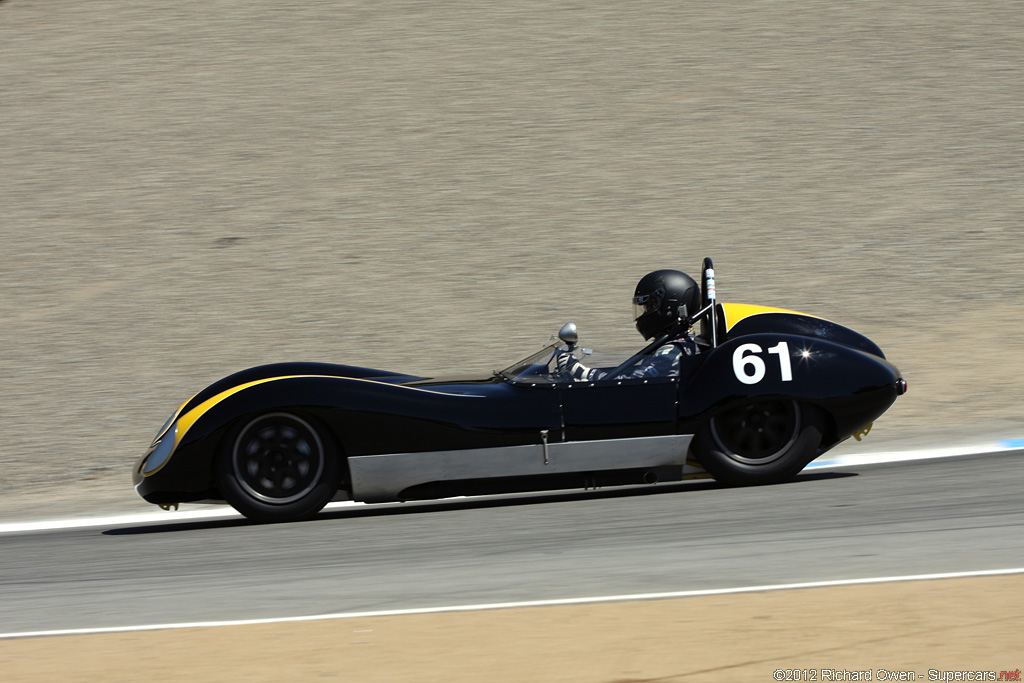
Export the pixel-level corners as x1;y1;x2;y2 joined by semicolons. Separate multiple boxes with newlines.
1;0;1022;518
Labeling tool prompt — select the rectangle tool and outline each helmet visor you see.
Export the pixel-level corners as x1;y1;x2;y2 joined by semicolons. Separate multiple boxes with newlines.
632;293;659;321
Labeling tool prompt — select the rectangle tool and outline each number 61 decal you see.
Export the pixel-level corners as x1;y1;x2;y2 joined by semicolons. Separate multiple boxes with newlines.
732;341;793;384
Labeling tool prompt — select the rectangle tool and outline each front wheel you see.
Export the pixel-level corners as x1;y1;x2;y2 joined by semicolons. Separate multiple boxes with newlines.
691;400;823;486
217;412;342;522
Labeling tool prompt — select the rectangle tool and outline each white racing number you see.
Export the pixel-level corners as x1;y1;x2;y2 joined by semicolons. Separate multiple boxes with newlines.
732;341;793;384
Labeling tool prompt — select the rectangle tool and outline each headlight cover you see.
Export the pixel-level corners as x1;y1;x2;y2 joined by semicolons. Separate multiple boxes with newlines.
143;422;178;476
153;413;177;444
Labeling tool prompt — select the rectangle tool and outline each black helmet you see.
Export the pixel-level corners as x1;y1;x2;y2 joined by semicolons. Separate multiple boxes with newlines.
632;269;700;340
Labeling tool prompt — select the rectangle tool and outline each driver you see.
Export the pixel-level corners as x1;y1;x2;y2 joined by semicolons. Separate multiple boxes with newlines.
557;269;702;382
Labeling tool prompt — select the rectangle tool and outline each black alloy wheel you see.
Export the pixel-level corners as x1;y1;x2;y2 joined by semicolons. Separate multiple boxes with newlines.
710;399;800;465
217;412;341;522
692;400;823;485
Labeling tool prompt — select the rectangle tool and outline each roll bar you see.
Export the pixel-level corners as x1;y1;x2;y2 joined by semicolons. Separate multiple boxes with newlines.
700;257;717;349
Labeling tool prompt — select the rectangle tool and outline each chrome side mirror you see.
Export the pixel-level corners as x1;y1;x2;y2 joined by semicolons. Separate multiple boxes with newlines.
558;322;578;346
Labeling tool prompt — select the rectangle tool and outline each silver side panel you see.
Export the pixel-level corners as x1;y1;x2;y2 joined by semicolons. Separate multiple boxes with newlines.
348;434;699;503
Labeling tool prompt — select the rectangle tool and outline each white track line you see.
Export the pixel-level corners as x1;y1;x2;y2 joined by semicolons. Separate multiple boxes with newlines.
2;567;1023;640
805;440;1024;470
2;441;1022;535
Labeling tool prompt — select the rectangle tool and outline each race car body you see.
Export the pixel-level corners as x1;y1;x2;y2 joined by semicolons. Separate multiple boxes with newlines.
134;259;906;522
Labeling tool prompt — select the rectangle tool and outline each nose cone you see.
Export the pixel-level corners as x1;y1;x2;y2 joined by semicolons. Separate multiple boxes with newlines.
896;378;908;395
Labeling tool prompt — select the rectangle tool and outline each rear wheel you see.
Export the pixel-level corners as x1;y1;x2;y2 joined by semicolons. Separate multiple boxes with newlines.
217;412;341;522
692;400;823;485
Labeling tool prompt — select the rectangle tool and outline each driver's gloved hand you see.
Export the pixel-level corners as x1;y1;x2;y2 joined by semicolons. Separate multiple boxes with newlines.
556;352;594;382
556;352;572;374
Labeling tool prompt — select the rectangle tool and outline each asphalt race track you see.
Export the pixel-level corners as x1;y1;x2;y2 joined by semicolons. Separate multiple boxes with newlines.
1;451;1022;637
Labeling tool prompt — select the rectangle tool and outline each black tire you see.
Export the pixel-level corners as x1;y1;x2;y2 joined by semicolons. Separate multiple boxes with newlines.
216;412;342;523
691;400;823;486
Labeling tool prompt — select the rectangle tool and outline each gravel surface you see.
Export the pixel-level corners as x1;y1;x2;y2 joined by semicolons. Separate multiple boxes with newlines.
2;0;1022;518
5;575;1024;682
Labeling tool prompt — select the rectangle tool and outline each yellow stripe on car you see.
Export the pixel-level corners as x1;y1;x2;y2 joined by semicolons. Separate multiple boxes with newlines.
719;303;827;332
173;377;284;449
172;374;481;451
142;374;482;477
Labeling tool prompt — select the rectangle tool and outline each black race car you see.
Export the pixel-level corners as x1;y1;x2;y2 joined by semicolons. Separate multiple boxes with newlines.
134;259;906;522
